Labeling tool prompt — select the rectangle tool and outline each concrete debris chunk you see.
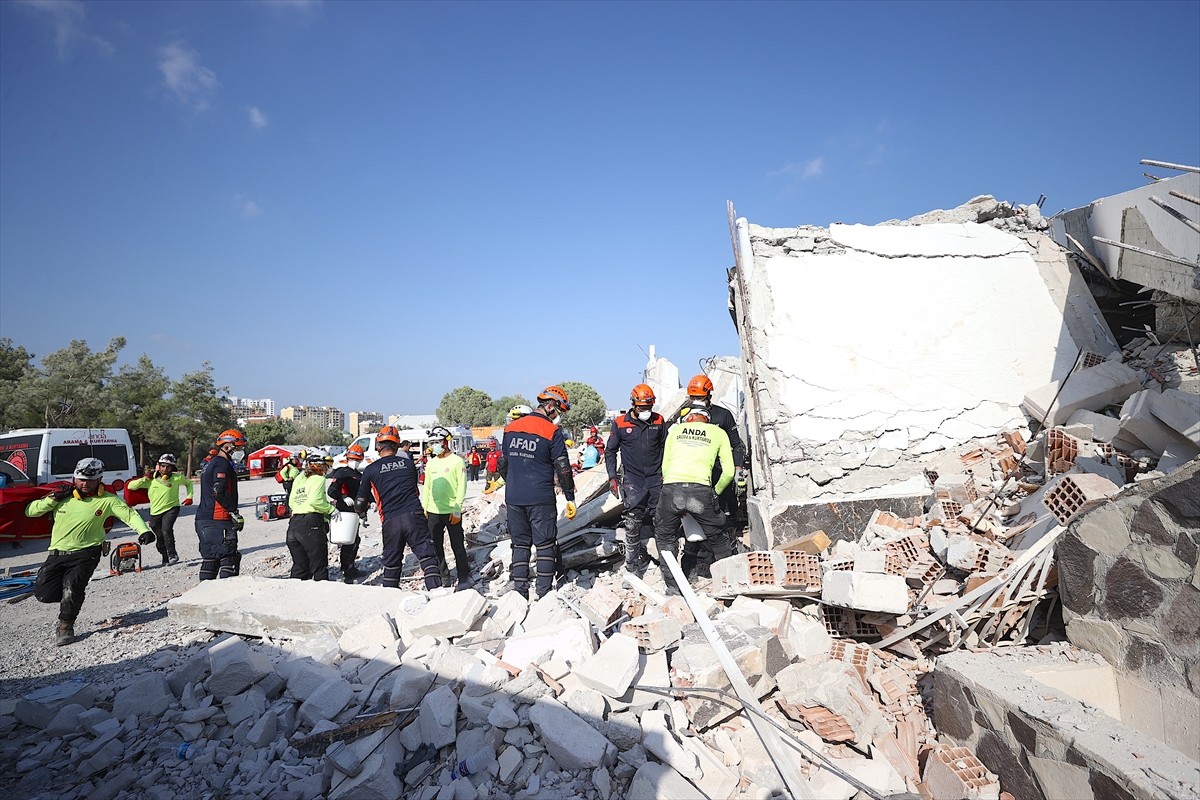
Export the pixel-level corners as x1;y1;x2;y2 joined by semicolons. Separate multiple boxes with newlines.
822;571;909;614
409;589;487;639
15;681;97;729
527;696;616;770
418;684;459;748
628;761;706;800
206;636;273;699
337;613;399;660
297;676;353;727
573;632;640;698
621;612;682;652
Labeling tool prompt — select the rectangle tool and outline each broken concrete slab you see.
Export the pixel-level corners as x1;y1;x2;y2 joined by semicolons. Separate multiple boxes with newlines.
1023;360;1142;429
500;618;594;669
167;575;416;639
573;632;640;698
206;636;273;699
298;676;353;728
15;681;97;729
628;760;706;800
1120;389;1200;458
640;708;700;781
337;613;399;660
822;571;909;614
408;589;487;640
527;696;616;770
112;674;174;721
418;684;458;748
1149;388;1200;447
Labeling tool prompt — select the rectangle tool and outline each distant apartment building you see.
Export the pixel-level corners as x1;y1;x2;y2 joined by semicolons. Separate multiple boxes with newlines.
348;411;384;436
225;396;276;417
280;405;345;431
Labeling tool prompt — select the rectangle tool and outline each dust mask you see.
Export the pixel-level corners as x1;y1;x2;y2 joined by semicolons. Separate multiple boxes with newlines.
636;410;652;421
431;443;445;456
230;449;245;462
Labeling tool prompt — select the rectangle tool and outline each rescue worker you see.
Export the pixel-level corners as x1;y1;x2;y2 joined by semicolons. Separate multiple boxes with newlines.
421;426;470;589
483;439;504;492
279;454;301;509
355;426;442;589
606;383;667;575
287;450;334;580
678;373;747;577
654;406;734;595
26;458;153;645
127;453;193;566
585;425;606;460
326;443;367;583
195;429;247;581
467;448;482;482
499;386;577;599
509;404;533;422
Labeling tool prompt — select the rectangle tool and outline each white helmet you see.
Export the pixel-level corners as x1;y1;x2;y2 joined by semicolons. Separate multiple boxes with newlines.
73;458;105;480
509;404;533;420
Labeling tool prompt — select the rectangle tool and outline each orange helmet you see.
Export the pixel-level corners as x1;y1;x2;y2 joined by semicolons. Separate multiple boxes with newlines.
376;425;402;446
215;429;247;447
537;385;571;412
686;374;714;398
630;383;655;405
346;444;365;461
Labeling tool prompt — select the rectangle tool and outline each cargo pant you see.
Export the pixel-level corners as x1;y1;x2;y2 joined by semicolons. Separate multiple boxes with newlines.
149;507;180;563
654;483;732;594
619;476;661;569
428;512;469;583
380;509;441;590
287;512;330;581
196;519;240;581
35;545;102;622
507;503;558;599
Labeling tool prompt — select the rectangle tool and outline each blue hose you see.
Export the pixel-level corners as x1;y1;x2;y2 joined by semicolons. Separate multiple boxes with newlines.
0;578;34;600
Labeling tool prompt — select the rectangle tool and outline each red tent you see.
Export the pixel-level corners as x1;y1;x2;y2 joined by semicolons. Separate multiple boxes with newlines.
246;444;298;479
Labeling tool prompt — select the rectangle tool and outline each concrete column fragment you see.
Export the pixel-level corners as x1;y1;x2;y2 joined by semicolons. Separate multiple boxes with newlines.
822;571;909;614
1021;360;1141;428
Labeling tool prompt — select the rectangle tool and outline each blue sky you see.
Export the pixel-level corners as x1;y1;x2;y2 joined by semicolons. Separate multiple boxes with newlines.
2;0;1198;419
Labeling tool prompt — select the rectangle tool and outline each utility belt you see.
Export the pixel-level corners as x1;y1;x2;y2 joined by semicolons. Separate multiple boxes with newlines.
48;543;103;557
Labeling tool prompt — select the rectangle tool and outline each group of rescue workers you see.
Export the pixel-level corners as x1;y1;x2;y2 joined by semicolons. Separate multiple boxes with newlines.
22;373;744;646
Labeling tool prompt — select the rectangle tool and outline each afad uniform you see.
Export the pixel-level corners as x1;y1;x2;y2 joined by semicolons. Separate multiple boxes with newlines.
326;465;363;575
195;454;241;580
654;419;734;594
605;409;667;567
357;452;441;589
500;411;575;598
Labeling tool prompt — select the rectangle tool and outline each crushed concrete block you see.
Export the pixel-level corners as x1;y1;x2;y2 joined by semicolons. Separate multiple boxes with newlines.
628;761;706;800
782;616;832;661
853;550;888;573
298;676;353;728
924;745;1000;800
45;703;87;738
497;745;522;783
640;708;700;780
338;613;399;660
486;591;529;635
659;596;695;625
79;739;124;777
501;619;595;669
620;612;681;652
1022;360;1140;428
246;709;277;748
528;696;616;770
206;636;273;699
822;571;909;614
1120;390;1200;457
579;583;625;629
681;734;738;799
1150;388;1200;446
329;726;405;800
223;686;268;726
574;633;640;698
167;651;210;698
419;684;459;748
77;707;115;737
486;697;520;729
409;590;487;640
1066;409;1122;443
564;687;607;730
112;673;174;721
616;648;671;709
357;643;405;690
285;657;341;701
16;681;97;729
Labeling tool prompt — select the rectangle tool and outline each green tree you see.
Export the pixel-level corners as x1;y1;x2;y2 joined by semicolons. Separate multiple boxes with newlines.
557;381;607;431
0;338;38;431
245;418;298;454
104;355;174;467
488;393;531;426
172;363;234;476
436;386;494;426
27;337;125;427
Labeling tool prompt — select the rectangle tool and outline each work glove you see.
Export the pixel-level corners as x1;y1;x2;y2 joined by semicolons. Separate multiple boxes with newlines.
736;468;749;490
565;501;577;521
182;498;193;506
609;478;620;499
232;514;245;533
449;513;462;525
138;531;156;546
51;485;74;502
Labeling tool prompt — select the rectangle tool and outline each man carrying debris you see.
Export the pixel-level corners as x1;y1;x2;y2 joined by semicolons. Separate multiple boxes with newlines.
654;406;734;595
422;426;471;590
195;429;248;581
127;453;193;566
286;450;335;581
678;373;747;577
26;458;153;645
499;386;577;599
355;425;442;589
326;443;366;582
606;383;667;575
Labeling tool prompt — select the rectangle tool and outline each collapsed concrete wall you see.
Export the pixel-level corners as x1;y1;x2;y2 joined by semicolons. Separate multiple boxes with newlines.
1057;460;1200;709
729;201;1120;548
1051;172;1200;303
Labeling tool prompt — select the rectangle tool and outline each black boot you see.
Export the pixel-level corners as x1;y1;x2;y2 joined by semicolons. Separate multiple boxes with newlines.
55;620;75;646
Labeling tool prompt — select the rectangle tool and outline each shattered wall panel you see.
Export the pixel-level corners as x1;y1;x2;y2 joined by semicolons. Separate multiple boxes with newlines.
732;216;1119;548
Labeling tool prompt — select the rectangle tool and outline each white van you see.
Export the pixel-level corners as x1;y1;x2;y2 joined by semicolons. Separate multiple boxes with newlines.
332;428;473;469
0;428;138;491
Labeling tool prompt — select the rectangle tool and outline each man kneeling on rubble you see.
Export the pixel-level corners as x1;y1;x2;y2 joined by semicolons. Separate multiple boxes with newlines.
653;406;734;595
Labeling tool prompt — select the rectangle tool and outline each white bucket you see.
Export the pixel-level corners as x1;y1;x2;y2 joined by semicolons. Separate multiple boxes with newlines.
329;511;359;545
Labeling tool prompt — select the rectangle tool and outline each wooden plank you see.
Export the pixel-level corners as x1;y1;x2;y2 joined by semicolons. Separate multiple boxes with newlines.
660;551;815;800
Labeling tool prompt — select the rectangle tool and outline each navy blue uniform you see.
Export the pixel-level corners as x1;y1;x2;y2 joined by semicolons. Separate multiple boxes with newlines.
195;454;241;581
606;410;667;568
327;466;363;576
499;411;575;597
357;454;440;589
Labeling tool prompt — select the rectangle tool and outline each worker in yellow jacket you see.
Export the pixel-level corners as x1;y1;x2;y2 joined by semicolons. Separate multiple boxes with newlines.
127;453;193;566
422;426;471;589
26;458;153;646
653;406;734;595
287;450;334;580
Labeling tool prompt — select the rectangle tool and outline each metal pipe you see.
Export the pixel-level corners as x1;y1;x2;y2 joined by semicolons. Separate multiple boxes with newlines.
1140;159;1200;174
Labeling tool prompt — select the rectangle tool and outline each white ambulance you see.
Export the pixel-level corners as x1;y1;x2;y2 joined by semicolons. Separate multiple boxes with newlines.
0;428;139;491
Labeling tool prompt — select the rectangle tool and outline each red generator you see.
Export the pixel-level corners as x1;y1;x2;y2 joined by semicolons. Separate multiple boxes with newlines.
256;494;289;521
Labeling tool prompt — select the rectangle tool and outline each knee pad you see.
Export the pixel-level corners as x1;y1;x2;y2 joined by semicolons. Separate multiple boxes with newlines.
199;558;220;581
219;552;241;579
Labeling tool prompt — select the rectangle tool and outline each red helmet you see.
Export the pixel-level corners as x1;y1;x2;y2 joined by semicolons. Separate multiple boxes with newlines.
686;374;714;398
630;383;655;405
346;444;365;461
215;429;247;447
376;425;402;446
537;385;571;412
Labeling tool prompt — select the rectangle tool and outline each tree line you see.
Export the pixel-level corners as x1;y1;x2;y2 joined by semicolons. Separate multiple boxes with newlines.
435;381;607;430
